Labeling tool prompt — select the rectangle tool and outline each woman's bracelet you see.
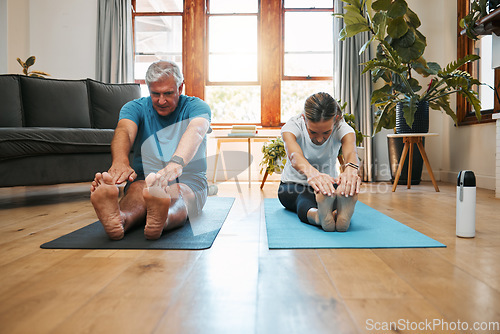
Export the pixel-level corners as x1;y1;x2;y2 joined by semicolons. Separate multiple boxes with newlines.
345;162;359;170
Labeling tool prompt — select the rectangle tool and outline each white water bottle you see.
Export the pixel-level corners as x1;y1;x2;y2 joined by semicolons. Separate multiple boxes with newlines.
456;170;476;238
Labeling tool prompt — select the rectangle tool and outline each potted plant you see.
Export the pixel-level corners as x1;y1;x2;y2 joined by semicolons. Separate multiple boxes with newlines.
260;137;287;175
342;111;367;179
336;100;367;177
336;0;487;184
340;101;365;147
17;56;50;77
337;0;483;134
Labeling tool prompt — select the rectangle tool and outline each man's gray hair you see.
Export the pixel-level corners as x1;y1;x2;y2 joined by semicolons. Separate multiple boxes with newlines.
145;60;184;88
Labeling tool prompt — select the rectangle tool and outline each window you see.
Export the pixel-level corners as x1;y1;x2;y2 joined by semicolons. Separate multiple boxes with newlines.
457;0;499;125
205;0;260;123
281;0;334;123
132;0;183;95
473;35;495;111
132;0;336;126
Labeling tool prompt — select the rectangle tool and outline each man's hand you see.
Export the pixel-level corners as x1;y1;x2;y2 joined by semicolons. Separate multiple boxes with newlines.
336;168;361;197
307;172;337;196
108;162;136;184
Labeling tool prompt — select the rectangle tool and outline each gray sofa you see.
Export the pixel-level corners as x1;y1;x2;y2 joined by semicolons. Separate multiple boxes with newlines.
0;74;141;187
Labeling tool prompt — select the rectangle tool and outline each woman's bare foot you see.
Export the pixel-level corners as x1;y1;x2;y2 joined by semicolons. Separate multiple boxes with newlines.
316;192;336;232
90;172;125;240
143;173;171;240
307;208;320;226
335;194;358;232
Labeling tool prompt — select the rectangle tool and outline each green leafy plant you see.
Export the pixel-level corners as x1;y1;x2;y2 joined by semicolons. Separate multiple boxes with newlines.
17;56;50;77
459;0;489;40
336;0;484;133
338;100;365;147
260;137;287;175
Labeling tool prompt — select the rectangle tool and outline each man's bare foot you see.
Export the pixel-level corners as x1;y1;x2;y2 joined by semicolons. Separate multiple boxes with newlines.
90;172;125;240
143;173;171;240
316;192;336;232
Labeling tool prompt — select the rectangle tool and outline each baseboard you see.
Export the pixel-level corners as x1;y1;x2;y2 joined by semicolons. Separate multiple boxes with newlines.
421;170;440;183
440;170;496;190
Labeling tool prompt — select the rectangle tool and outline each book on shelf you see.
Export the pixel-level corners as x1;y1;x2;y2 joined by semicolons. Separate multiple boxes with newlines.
228;125;257;136
231;125;257;130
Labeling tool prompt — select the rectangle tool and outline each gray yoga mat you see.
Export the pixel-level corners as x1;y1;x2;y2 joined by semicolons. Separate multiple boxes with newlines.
41;197;234;250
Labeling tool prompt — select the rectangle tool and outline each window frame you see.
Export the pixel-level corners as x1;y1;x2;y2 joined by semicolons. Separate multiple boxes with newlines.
457;0;500;125
131;0;184;85
205;1;261;86
281;6;335;82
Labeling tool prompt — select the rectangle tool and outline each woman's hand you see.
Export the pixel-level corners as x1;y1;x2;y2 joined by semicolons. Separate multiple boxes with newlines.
336;167;361;197
307;172;337;196
155;162;183;188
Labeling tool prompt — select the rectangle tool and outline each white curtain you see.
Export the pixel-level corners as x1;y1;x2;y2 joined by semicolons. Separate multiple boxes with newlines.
333;0;375;182
96;0;133;83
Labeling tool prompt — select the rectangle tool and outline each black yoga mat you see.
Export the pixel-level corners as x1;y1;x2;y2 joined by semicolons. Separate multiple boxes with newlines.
41;197;234;250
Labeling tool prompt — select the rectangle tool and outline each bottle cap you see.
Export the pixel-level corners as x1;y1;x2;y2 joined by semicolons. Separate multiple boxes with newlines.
457;170;475;187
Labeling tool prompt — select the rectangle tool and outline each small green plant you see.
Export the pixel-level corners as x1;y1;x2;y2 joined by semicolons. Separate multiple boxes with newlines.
260;137;287;175
459;0;489;40
338;100;364;147
17;56;50;77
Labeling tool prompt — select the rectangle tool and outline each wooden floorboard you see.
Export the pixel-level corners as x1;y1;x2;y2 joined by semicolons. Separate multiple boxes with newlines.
0;181;499;334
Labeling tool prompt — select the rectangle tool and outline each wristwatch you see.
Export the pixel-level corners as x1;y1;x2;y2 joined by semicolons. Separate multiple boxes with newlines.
168;155;185;167
345;162;359;170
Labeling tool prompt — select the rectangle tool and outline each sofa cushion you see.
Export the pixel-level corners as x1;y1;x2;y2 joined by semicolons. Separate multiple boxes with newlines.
0;75;23;127
0;128;114;160
88;79;141;129
20;76;91;128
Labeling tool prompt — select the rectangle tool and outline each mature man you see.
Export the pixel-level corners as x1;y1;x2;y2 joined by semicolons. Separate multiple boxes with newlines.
90;60;211;240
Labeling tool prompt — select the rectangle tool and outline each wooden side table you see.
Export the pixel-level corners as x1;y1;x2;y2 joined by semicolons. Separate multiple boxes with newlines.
387;133;440;192
212;135;277;187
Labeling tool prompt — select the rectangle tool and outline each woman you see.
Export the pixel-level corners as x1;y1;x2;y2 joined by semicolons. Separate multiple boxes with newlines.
278;92;361;232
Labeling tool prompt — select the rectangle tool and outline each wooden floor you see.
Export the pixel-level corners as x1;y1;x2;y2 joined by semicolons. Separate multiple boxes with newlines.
0;180;499;334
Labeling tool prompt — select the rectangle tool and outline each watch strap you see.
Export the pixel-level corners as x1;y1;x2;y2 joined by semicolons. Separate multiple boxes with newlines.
168;155;185;167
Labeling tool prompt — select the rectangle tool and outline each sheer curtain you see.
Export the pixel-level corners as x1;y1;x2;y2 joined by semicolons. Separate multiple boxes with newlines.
333;0;374;182
96;0;133;83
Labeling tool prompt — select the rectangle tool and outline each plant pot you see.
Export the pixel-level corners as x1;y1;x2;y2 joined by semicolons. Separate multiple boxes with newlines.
274;157;285;174
396;100;429;134
387;136;424;185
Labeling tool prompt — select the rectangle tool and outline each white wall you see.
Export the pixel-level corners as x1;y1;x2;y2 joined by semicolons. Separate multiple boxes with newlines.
5;0;30;75
29;0;97;79
0;0;7;73
4;0;97;79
